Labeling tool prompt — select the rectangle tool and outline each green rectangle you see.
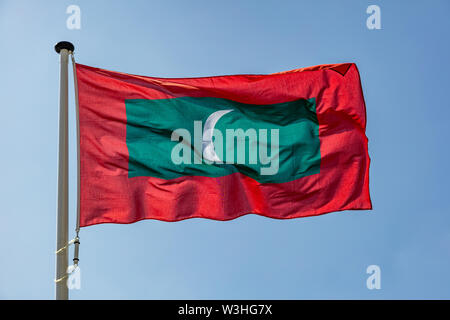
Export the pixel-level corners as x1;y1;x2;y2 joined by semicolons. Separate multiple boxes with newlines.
126;96;320;183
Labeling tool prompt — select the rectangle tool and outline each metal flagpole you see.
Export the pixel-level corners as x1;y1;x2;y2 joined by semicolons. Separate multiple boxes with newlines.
54;41;75;300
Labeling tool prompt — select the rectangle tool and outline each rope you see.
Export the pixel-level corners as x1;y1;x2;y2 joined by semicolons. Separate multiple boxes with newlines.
55;238;76;255
70;52;81;234
54;237;77;283
54;274;69;283
54;264;80;283
70;52;81;266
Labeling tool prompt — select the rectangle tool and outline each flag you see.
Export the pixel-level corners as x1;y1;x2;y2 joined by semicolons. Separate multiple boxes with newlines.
76;62;371;227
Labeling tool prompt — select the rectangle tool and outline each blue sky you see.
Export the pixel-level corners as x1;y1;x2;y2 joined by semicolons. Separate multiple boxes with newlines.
0;0;449;299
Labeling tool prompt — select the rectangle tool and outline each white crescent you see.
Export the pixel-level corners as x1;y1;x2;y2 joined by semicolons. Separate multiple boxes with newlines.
202;109;233;162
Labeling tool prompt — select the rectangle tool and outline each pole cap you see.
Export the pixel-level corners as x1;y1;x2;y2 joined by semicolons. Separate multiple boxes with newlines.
54;41;75;54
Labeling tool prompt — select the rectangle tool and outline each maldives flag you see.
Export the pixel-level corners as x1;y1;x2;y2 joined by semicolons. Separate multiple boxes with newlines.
76;62;371;227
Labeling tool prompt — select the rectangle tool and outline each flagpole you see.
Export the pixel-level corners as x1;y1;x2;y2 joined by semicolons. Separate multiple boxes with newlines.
54;41;74;300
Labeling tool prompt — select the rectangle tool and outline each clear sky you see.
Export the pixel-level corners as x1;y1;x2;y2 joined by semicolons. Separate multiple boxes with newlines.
1;0;449;299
